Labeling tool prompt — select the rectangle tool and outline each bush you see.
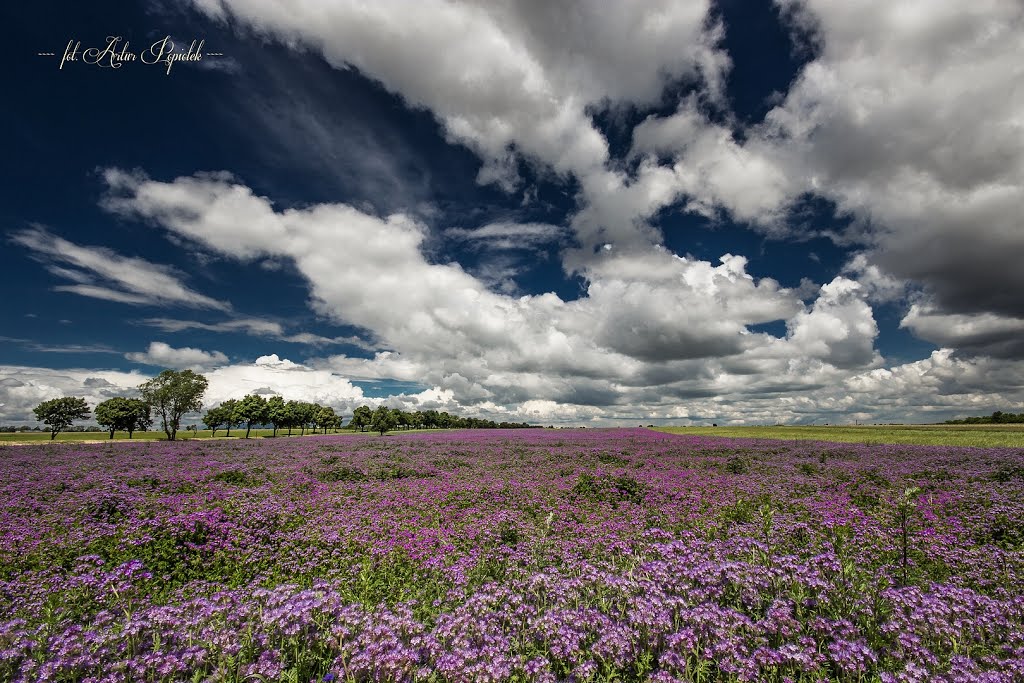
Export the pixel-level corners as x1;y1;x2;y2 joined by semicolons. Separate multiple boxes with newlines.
724;455;749;474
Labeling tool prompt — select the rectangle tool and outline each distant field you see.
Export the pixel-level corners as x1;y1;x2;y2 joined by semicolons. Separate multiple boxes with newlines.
652;423;1024;447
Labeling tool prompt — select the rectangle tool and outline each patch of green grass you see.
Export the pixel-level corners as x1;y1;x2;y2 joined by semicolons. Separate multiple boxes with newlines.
651;424;1024;447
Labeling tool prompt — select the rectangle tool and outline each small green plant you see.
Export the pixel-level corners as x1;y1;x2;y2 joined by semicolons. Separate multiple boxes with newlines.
725;455;749;474
309;464;366;483
209;468;263;487
571;473;646;506
596;451;629;465
895;485;921;587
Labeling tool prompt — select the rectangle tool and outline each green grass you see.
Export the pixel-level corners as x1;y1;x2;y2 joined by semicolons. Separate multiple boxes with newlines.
652;424;1024;448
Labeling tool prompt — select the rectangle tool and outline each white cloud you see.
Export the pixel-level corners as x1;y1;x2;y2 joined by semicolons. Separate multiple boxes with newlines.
189;0;725;186
444;222;567;251
96;170;908;423
185;0;733;260
757;1;1022;317
11;227;227;311
12;2;1014;425
900;305;1024;359
137;317;374;349
125;342;229;370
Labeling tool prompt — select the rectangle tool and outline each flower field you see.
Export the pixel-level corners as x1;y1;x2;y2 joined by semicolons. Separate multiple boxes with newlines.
1;428;1023;682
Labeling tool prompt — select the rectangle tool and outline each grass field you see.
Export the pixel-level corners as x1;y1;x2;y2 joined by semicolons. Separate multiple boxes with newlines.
652;423;1024;447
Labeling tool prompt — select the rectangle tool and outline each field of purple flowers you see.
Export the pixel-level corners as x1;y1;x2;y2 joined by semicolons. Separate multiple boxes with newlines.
1;428;1022;682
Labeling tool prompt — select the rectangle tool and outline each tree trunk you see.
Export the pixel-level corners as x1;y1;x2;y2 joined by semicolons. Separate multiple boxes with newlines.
272;426;278;437
245;423;252;439
128;429;134;439
109;429;115;439
50;430;57;440
226;425;231;437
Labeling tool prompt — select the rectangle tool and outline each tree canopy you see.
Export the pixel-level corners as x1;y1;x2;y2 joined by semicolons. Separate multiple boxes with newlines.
370;404;398;436
94;397;151;439
138;370;208;441
233;394;269;439
32;397;91;440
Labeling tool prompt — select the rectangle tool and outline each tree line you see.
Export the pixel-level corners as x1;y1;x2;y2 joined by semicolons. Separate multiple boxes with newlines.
945;411;1024;424
26;368;535;440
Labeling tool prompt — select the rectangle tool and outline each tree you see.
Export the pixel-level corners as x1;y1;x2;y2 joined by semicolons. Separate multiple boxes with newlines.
266;396;287;437
33;397;90;440
314;405;338;434
138;369;208;441
123;399;152;438
370;404;398;436
202;405;228;437
233;394;269;439
95;397;152;439
285;400;302;436
295;402;317;435
351;405;372;432
220;398;239;437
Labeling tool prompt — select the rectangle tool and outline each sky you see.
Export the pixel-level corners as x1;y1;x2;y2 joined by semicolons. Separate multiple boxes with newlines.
2;0;1023;427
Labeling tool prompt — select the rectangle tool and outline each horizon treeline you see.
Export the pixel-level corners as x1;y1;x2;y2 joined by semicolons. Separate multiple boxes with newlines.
13;368;537;441
945;411;1024;424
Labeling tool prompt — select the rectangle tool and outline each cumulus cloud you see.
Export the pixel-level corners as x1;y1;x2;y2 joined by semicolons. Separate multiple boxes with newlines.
747;2;1021;319
185;0;735;262
188;0;726;187
9;2;1017;425
11;226;228;311
608;1;1024;326
125;342;229;370
94;169;903;423
900;305;1024;360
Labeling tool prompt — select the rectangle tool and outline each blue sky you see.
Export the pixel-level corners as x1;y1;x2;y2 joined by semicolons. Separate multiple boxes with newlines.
3;0;1023;425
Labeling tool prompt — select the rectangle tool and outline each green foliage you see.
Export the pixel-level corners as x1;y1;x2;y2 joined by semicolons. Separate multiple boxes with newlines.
719;497;757;525
947;410;1024;424
286;400;317;435
232;394;269;439
797;462;819;475
991;464;1024;482
307;462;367;483
313;405;339;434
724;455;749;474
370;404;398;435
596;451;630;465
266;395;287;436
138;370;208;441
209;468;264;487
350;405;372;432
219;398;239;437
571;473;646;506
32;397;91;440
94;397;151;439
201;405;229;437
